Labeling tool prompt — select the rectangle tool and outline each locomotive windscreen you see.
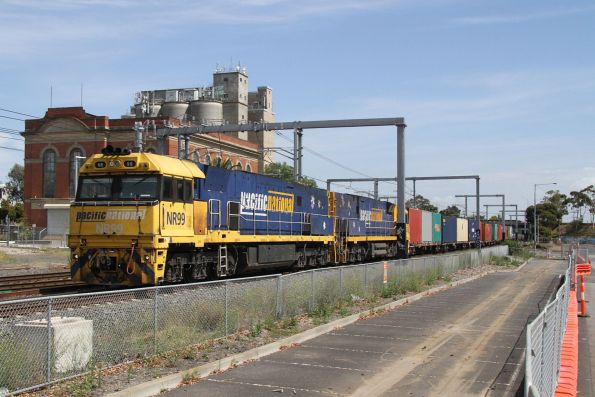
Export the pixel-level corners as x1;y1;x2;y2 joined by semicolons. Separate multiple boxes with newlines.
77;175;160;201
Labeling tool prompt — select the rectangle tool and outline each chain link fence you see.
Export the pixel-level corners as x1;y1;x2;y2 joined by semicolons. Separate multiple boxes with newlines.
0;246;507;394
0;225;48;246
525;253;573;397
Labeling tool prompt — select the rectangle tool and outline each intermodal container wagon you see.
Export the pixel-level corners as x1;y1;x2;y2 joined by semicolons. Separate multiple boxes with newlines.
491;223;498;241
442;216;457;244
481;222;492;242
409;208;422;244
421;210;433;243
432;213;442;243
456;218;468;242
468;219;479;242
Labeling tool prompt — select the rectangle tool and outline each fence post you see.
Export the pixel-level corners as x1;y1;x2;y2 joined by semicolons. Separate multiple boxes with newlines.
153;287;158;355
46;298;53;383
310;270;315;312
276;275;283;318
224;281;229;336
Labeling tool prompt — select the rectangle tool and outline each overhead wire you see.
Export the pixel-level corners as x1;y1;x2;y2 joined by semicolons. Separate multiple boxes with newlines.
0;107;39;119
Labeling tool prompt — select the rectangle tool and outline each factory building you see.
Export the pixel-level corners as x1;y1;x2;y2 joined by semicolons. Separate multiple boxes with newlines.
23;66;275;236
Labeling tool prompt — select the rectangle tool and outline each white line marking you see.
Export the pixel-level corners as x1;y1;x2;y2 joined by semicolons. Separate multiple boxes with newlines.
261;359;373;372
206;378;347;395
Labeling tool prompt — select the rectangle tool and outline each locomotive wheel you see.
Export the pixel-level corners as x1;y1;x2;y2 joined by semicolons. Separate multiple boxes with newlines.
296;251;306;269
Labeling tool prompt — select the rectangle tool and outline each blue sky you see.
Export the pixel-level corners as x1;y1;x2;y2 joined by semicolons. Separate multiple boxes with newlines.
0;0;593;220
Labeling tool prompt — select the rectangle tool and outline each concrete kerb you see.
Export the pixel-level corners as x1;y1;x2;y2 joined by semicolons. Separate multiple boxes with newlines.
106;259;531;397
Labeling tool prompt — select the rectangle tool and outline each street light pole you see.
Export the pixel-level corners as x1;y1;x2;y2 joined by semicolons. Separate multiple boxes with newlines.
534;182;557;254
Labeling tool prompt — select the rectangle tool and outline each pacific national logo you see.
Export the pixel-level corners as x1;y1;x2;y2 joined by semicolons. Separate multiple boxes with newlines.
360;208;383;222
240;190;294;216
75;210;146;222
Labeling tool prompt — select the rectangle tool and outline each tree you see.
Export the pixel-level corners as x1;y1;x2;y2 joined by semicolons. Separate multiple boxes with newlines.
210;157;241;170
568;187;592;222
263;162;317;188
439;205;460;217
0;199;23;223
405;195;438;212
489;215;501;221
5;164;24;203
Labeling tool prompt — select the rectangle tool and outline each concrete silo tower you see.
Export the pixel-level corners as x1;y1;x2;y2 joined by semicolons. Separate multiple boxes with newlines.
213;66;249;139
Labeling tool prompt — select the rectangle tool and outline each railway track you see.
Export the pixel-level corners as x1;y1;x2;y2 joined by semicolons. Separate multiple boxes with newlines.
0;271;86;300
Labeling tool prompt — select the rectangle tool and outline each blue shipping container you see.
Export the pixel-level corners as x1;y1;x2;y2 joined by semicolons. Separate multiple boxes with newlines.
468;219;479;241
441;216;457;244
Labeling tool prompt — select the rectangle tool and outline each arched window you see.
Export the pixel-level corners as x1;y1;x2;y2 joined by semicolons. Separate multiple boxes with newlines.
246;163;252;173
43;149;57;198
236;161;243;170
205;153;211;165
69;149;84;197
192;151;199;164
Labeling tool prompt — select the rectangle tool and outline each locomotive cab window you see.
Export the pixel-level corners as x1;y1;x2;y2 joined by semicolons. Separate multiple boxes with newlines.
184;180;192;202
162;176;174;201
77;175;159;201
175;179;184;202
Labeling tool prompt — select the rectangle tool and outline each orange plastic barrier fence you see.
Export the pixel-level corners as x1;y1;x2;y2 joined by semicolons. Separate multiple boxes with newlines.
554;290;578;397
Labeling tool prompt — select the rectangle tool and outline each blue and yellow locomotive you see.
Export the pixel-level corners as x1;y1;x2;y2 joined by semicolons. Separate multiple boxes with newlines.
69;147;397;286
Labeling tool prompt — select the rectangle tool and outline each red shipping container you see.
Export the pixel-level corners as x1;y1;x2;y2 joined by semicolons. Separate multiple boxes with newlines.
481;222;492;242
409;208;422;244
497;224;503;241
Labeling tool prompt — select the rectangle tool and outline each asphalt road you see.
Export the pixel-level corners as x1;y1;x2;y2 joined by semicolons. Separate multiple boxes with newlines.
163;259;566;397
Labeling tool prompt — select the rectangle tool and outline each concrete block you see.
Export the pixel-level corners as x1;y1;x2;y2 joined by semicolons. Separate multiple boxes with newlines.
15;316;93;373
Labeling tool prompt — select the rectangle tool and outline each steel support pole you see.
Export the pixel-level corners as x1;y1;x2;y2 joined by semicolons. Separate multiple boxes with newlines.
177;136;183;159
514;204;518;240
297;128;303;179
397;125;405;223
184;135;190;160
476;177;481;262
502;195;506;240
374;180;379;200
413;179;416;208
465;196;468;218
293;128;299;181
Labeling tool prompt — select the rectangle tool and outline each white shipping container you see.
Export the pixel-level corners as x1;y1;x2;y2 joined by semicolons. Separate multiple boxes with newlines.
421;210;433;243
456;218;469;242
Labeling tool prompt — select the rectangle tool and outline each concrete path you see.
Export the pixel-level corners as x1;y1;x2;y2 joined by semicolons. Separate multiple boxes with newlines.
161;259;565;397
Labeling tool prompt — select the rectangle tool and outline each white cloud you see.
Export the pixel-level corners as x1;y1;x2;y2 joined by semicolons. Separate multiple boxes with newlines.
452;5;595;25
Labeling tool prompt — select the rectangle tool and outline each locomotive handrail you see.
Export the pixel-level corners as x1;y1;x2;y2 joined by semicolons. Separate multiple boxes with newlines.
71;200;159;206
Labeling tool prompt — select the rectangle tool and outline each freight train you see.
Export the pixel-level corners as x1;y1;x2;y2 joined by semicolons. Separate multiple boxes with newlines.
68;147;509;287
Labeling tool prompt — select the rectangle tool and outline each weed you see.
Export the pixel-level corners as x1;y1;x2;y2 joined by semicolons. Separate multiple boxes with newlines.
249;322;263;337
126;364;135;383
182;370;199;383
180;346;198;360
263;316;276;331
311;305;331;324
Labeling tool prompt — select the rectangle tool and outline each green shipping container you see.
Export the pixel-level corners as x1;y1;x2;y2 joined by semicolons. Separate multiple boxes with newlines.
432;213;442;243
491;223;498;241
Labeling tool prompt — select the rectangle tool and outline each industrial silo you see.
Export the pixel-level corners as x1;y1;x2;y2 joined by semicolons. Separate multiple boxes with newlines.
134;103;161;117
160;101;189;120
189;99;223;124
